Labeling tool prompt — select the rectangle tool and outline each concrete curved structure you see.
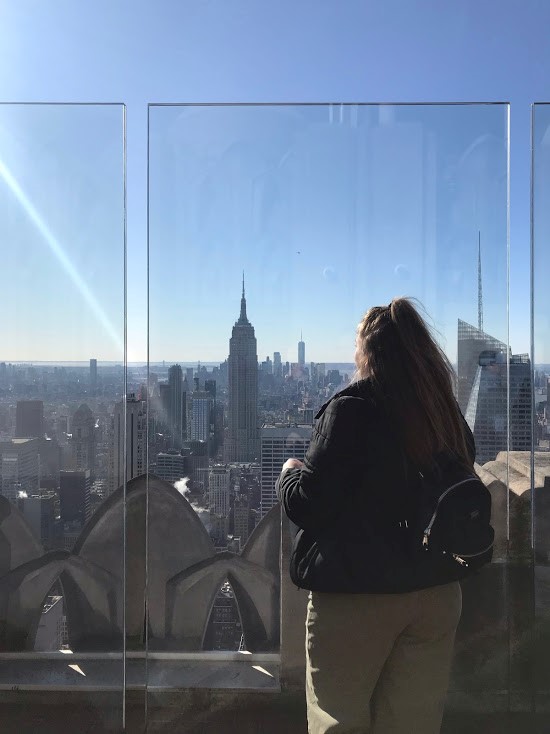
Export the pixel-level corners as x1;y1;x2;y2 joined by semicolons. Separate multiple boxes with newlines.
166;505;281;651
0;550;121;651
0;474;281;651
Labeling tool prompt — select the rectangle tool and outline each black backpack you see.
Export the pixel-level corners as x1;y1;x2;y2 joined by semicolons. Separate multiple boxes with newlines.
412;457;494;578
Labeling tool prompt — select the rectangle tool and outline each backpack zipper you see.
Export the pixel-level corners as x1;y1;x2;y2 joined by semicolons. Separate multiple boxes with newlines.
444;541;494;568
422;477;481;550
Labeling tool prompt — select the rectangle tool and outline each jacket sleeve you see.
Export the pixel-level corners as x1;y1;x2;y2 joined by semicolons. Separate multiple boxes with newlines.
277;396;367;533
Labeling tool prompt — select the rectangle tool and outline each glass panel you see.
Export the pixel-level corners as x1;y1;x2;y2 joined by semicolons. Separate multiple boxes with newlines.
147;103;509;726
533;102;550;719
0;104;126;731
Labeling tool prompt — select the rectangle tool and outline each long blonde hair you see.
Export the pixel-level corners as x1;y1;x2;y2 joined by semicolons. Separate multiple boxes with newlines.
355;297;471;469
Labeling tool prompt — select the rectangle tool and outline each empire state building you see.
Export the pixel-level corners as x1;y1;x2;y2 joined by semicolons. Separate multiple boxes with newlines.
224;278;260;463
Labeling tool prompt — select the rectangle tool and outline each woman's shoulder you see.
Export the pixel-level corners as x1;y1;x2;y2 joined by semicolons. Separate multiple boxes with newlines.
315;380;378;432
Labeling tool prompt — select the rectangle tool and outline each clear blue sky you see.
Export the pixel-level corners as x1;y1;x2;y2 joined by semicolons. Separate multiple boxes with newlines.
1;0;549;363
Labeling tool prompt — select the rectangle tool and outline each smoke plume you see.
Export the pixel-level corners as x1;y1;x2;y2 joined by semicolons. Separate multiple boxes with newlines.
173;477;211;532
173;477;191;497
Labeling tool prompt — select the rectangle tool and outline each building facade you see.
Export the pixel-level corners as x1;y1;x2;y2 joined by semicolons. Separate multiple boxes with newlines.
190;390;212;443
224;280;260;463
168;364;185;449
298;334;305;368
89;358;97;394
70;403;96;474
0;438;40;501
260;424;312;517
465;350;532;464
110;395;147;492
155;451;187;483
209;464;231;517
59;469;92;524
15;400;44;439
457;319;507;412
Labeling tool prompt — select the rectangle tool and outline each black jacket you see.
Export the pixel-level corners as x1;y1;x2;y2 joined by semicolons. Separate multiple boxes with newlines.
277;379;476;593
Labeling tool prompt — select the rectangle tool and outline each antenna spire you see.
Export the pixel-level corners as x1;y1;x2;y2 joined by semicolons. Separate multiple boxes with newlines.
239;272;248;323
478;231;484;333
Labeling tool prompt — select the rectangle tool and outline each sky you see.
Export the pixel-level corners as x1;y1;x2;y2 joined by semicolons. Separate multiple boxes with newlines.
0;0;549;363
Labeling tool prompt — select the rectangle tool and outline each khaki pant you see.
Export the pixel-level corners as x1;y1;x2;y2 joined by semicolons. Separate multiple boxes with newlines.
305;582;462;734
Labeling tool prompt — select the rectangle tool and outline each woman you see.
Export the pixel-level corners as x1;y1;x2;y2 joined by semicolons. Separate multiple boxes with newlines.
277;298;476;734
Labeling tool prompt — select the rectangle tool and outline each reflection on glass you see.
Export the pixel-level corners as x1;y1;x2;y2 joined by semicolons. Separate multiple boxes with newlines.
0;104;125;725
147;104;510;712
533;103;550;708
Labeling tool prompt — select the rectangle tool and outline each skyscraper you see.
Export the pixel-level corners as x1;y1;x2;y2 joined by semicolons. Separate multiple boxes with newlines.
190;390;212;442
0;438;40;501
59;469;92;524
224;278;260;463
89;358;98;394
465;350;532;465
17;494;56;548
168;364;185;448
260;425;312;517
70;404;96;475
209;465;231;517
273;352;282;379
457;319;507;412
15;400;44;438
298;332;305;368
110;394;147;492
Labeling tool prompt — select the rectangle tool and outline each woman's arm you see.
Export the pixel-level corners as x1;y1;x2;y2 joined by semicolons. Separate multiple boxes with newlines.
277;396;366;533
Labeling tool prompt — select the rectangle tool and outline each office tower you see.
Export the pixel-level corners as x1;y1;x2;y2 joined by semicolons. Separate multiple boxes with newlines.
298;332;305;368
168;364;185;448
465;350;532;465
183;440;209;483
260;425;312;517
59;469;92;524
209;465;231;517
310;362;317;385
190;390;212;442
38;437;61;488
17;494;56;548
209;513;229;547
260;357;273;375
205;379;216;399
232;495;251;545
16;400;44;438
224;278;260;462
159;383;171;423
290;363;301;379
457;319;507;412
34;594;65;651
155;451;187;483
273;352;282;379
0;438;40;501
203;582;242;651
302;408;315;425
326;369;342;387
89;358;98;394
110;394;147;492
70;404;96;474
317;363;326;384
